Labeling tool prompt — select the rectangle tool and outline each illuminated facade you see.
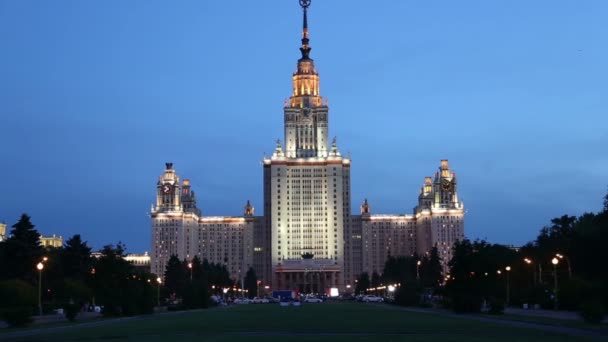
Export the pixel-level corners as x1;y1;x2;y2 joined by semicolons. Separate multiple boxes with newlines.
0;222;5;242
150;163;256;282
263;1;350;292
354;160;465;278
149;1;465;291
40;234;63;248
125;252;151;271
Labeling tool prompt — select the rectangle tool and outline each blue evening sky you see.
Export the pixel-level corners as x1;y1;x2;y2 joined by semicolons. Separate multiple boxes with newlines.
1;1;607;253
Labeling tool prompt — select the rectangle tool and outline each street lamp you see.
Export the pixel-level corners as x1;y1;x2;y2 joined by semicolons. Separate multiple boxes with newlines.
416;260;421;281
505;266;511;307
552;257;559;310
156;277;162;307
36;262;44;316
523;258;536;286
188;262;193;282
555;254;572;279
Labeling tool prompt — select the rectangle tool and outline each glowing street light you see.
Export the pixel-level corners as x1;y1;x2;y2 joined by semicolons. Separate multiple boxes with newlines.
505;266;511;306
555;254;572;279
36;262;44;316
188;262;193;282
156;277;162;307
552;257;559;310
416;260;421;281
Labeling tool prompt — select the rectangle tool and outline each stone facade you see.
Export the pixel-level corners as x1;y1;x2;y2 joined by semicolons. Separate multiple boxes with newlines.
149;1;464;291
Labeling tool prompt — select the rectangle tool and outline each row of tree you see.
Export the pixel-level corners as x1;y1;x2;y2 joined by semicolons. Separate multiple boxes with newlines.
161;255;258;307
353;190;608;322
0;214;160;324
354;247;444;306
446;191;608;323
0;214;250;326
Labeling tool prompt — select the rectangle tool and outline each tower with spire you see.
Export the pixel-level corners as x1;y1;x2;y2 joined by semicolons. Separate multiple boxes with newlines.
150;0;465;292
264;0;351;292
284;0;329;158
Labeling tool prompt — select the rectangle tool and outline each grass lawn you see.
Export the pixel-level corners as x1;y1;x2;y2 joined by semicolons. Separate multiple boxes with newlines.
3;302;605;341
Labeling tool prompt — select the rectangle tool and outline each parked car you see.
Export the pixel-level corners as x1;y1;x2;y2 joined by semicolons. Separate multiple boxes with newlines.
252;297;270;304
362;295;384;303
304;296;323;303
234;298;252;304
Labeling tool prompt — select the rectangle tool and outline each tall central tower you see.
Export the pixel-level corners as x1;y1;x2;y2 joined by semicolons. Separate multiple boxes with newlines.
284;0;328;158
264;0;351;293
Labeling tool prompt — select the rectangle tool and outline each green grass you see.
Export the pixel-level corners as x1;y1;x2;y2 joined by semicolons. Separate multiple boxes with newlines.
3;303;605;341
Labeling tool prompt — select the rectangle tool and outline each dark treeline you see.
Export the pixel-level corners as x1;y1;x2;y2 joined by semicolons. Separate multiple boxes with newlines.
0;214;160;326
355;247;443;306
355;190;608;323
0;214;244;327
446;191;608;323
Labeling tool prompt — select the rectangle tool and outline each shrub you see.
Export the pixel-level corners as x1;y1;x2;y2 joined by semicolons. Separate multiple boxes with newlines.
63;303;80;322
0;307;33;328
0;279;36;308
579;301;605;324
487;298;505;315
394;286;419;307
61;279;92;304
452;293;483;313
559;277;590;311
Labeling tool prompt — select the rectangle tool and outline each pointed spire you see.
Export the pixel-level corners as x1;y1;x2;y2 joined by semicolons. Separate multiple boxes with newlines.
299;0;312;60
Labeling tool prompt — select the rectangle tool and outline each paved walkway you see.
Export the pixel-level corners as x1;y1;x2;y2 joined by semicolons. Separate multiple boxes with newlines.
383;305;607;338
506;307;608;322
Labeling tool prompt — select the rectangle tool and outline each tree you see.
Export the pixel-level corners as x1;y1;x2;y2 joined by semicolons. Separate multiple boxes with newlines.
603;186;608;213
355;273;370;295
422;246;443;288
382;255;416;285
446;239;518;313
164;255;186;298
0;214;43;283
89;243;155;316
244;268;258;298
62;235;92;280
371;271;381;288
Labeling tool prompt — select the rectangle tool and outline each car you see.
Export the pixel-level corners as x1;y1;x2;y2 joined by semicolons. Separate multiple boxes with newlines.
361;295;384;303
304;296;323;303
233;298;252;304
267;296;280;303
252;297;270;304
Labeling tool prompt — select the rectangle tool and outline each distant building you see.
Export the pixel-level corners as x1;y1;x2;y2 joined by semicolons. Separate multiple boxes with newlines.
125;252;151;272
0;222;6;242
91;251;151;272
40;234;63;248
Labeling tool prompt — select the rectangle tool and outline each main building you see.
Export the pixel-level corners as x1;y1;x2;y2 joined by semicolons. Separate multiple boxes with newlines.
150;1;464;293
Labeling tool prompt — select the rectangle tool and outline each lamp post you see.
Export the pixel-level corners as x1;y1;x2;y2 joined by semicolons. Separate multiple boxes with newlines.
555;254;572;279
552;257;559;310
524;258;535;286
188;262;193;282
156;277;162;307
416;260;421;282
505;266;511;307
36;262;44;316
91;268;96;306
